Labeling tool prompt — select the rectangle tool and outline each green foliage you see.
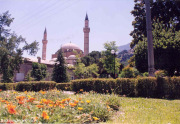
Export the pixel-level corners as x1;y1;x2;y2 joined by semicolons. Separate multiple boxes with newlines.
143;72;149;77
100;41;121;78
130;0;180;48
134;20;180;75
31;62;47;81
74;58;99;79
56;83;72;91
81;51;101;66
15;81;56;91
119;67;140;78
52;49;69;83
155;70;168;77
0;83;16;90
25;70;34;81
0;11;39;83
72;77;180;99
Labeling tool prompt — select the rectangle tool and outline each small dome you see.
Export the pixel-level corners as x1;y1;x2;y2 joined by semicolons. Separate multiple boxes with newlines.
68;55;76;59
61;42;81;50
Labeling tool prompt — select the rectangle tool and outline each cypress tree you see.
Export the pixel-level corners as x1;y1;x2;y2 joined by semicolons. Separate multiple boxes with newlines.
52;49;69;83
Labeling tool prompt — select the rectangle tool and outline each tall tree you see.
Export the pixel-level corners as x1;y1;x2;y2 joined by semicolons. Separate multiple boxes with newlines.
100;41;121;78
130;0;180;48
0;11;39;82
31;62;47;81
134;20;180;76
52;49;69;83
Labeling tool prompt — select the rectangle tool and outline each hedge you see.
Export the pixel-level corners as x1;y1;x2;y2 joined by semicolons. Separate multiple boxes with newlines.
71;77;180;99
56;83;72;91
0;83;16;90
0;77;180;99
15;81;56;91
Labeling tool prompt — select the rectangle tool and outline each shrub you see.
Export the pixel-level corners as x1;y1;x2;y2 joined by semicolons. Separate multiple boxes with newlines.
15;81;56;91
119;67;140;78
155;70;167;77
143;72;149;77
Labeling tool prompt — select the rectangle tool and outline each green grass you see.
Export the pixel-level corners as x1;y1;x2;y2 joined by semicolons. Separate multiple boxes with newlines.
107;97;180;124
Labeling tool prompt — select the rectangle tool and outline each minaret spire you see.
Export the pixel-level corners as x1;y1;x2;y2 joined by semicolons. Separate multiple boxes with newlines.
83;13;90;56
42;27;48;60
85;13;88;20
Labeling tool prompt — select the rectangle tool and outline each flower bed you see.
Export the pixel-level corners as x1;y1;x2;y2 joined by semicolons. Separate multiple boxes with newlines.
0;90;120;123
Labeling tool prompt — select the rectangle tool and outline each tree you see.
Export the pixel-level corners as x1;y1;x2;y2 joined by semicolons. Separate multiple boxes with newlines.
52;49;69;83
134;20;180;76
0;11;39;82
130;0;180;48
81;51;101;66
31;62;47;81
100;41;121;78
74;58;99;79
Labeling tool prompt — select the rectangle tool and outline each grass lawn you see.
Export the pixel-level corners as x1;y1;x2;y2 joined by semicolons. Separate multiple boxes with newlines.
107;97;180;124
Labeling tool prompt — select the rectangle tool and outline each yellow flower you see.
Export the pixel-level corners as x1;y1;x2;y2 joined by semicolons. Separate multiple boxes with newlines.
13;92;17;94
93;117;99;121
81;101;84;103
48;104;53;107
78;107;83;111
27;95;31;98
80;89;83;91
86;100;91;104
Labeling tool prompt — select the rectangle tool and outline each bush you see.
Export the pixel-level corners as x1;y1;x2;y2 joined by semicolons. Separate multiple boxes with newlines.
143;72;149;77
15;81;56;91
155;70;167;77
119;67;140;78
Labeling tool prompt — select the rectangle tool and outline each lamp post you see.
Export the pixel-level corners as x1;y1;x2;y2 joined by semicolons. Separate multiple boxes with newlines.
111;50;118;79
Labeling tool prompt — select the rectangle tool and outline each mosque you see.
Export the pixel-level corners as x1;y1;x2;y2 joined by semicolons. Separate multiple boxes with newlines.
14;14;90;81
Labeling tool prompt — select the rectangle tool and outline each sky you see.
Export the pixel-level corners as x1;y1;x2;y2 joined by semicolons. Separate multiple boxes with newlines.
0;0;135;60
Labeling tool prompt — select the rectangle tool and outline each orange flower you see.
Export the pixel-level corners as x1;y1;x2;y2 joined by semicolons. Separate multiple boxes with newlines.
78;98;82;100
1;100;7;103
28;97;36;102
59;104;65;109
66;98;71;102
36;105;44;108
40;91;46;95
0;89;2;92
7;104;16;114
41;111;49;120
18;100;24;105
61;99;66;104
6;120;14;124
41;99;51;104
69;103;77;107
16;96;25;101
74;100;79;104
80;89;83;92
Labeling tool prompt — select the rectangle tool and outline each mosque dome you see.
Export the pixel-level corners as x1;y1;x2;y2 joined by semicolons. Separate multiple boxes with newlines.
68;55;76;59
61;42;81;50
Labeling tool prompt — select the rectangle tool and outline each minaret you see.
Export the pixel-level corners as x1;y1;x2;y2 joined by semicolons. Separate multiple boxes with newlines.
42;28;48;60
83;13;90;56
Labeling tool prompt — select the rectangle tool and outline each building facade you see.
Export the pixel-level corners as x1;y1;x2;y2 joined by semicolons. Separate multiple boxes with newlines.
13;14;90;82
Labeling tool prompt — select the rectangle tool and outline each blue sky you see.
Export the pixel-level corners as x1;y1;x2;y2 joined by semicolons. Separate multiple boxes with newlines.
0;0;134;60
